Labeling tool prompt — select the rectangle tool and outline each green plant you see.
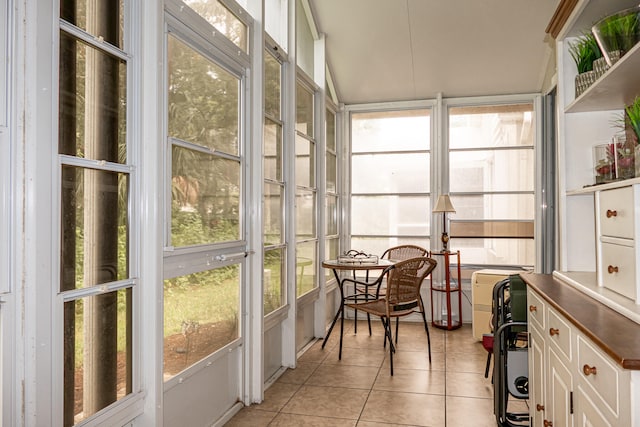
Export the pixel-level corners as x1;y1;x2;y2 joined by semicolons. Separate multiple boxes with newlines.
569;34;602;73
625;96;640;143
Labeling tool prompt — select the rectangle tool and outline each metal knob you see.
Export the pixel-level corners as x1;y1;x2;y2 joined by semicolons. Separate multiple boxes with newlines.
549;328;559;336
536;404;545;412
529;305;537;312
583;364;597;376
606;209;618;218
608;265;619;274
544;421;553;427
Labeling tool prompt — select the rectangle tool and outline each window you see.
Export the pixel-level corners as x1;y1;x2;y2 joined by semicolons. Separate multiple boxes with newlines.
58;1;132;424
263;47;286;316
295;79;317;297
325;102;339;279
182;0;249;53
164;31;243;379
448;103;535;266
350;109;431;255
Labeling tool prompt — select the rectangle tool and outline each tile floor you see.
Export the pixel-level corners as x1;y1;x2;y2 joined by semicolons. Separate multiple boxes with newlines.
226;320;528;426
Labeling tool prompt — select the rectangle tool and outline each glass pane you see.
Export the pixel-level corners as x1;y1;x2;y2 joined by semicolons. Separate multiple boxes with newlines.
326;152;336;193
326;109;336;152
264;182;283;246
296;189;316;239
449;104;534;149
171;147;240;246
450;194;534;220
265;0;288;49
296;241;317;296
184;0;248;52
59;32;127;162
452;238;534;266
326;195;338;236
60;166;129;291
296;82;313;137
351;195;430;236
351;109;430;153
64;288;132;425
264;248;285;315
264;52;281;118
450;149;534;192
60;0;124;48
163;265;240;379
352;152;430;193
295;135;315;188
264;118;282;181
349;237;430;260
168;35;240;156
325;237;339;279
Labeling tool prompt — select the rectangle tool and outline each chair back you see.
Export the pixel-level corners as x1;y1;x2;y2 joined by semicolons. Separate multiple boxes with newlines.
382;244;428;261
385;257;437;312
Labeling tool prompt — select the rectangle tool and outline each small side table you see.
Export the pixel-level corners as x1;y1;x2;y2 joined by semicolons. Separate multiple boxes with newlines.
429;250;462;330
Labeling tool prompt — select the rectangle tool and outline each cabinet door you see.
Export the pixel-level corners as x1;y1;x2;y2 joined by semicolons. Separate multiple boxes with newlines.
574;385;612;427
529;327;546;427
548;347;573;427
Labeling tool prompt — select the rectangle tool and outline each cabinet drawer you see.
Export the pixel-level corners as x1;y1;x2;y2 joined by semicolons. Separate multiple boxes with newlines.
547;308;571;361
600;242;636;300
599;186;635;239
526;289;545;331
577;335;625;418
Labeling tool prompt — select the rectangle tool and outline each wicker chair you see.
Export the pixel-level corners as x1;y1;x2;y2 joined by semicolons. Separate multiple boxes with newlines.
343;256;437;375
353;245;428;336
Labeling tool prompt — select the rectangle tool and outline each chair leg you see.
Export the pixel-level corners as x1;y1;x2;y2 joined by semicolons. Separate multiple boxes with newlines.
419;306;432;364
395;317;399;344
484;352;492;378
382;317;395;375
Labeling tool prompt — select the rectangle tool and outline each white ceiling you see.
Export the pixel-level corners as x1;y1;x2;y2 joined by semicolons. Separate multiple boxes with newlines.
308;0;560;104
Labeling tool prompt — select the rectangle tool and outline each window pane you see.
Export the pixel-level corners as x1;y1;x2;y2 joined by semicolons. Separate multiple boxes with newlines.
264;182;283;246
296;241;316;296
326;109;336;152
352;152;430;193
184;0;248;52
326;194;338;236
171;147;240;246
325;237;339;279
450;149;534;193
326;152;336;193
296;82;313;137
449;104;534;149
350;237;430;259
64;288;132;425
453;238;534;266
60;166;129;291
264;52;281;118
59;32;127;162
295;135;315;188
451;194;534;220
60;0;124;48
352;110;430;153
351;195;430;236
168;35;240;156
163;266;240;379
264;118;282;181
295;189;316;239
264;248;285;315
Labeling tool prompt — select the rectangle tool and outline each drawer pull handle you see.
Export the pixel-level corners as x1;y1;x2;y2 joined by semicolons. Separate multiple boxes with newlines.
529;305;537;313
536;404;545;412
549;328;559;336
608;265;619;274
583;364;597;376
544;420;553;427
606;209;618;218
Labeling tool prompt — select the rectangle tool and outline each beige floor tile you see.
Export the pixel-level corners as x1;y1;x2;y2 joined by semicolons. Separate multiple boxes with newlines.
298;341;331;364
446;371;493;399
381;349;446;372
373;368;445;395
224;406;278;427
445;396;496;427
306;364;380;389
281;384;370;419
360;390;446;427
270;412;357;426
445;351;490;374
357;421;421;427
257;382;301;412
277;362;320;385
324;345;386;367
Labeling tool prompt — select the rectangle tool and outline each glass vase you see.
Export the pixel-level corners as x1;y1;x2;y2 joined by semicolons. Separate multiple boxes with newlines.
593;143;616;184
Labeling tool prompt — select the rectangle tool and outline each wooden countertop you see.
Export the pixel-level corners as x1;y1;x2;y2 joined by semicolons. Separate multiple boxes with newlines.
522;272;640;370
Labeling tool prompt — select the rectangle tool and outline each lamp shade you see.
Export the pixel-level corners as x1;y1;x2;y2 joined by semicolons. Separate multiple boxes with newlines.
432;194;456;213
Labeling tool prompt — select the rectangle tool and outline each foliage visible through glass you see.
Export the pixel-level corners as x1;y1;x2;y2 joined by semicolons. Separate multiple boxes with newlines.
60;0;124;49
263;182;283;246
296;241;316;296
263;248;285;315
183;0;248;53
295;82;314;137
163;266;240;379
